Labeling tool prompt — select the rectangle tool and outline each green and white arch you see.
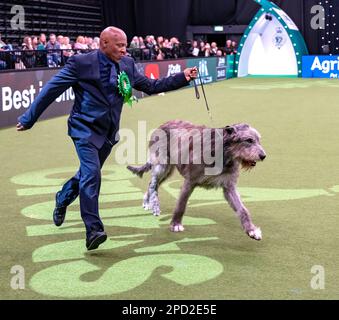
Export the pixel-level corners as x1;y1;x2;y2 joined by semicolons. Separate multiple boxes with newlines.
236;0;308;77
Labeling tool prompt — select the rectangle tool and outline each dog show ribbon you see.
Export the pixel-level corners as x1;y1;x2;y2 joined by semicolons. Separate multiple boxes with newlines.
117;71;138;107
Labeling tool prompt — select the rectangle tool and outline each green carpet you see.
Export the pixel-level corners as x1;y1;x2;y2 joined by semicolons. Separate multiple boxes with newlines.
1;77;339;300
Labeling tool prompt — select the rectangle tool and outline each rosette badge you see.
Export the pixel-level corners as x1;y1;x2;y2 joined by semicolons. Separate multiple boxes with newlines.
117;71;138;107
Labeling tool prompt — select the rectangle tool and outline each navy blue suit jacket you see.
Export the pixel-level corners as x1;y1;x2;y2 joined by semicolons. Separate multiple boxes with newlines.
18;50;189;148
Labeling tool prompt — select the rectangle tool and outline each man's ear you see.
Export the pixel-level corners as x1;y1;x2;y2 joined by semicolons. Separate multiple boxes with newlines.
225;125;235;135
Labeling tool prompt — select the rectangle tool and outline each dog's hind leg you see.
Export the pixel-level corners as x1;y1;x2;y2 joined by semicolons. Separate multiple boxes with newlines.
170;179;195;232
146;164;174;216
223;186;262;240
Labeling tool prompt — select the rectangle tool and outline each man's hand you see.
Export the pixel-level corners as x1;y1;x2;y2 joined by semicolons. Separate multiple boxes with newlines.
184;67;198;82
16;122;27;131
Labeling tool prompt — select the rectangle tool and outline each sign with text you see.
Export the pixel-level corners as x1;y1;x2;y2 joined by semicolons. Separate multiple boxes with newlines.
186;57;217;86
302;55;339;78
0;69;73;128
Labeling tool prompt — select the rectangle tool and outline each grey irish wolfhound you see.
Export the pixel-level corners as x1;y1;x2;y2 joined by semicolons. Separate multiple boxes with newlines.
127;120;266;241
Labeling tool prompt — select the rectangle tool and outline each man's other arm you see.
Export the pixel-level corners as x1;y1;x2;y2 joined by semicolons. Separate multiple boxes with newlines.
17;56;78;130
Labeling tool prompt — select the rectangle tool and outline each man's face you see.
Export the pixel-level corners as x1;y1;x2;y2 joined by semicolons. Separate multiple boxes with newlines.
50;35;56;44
102;32;127;62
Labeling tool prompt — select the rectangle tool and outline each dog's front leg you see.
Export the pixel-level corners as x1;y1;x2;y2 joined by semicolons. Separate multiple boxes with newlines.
223;186;262;240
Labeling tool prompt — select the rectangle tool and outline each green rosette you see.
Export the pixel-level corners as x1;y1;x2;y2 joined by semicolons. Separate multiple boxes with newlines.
117;71;138;107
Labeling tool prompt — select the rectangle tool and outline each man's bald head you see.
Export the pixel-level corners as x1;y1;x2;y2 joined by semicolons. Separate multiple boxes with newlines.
100;27;126;43
100;26;127;62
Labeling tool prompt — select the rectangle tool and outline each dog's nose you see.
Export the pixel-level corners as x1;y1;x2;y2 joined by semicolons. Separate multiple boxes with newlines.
260;154;266;161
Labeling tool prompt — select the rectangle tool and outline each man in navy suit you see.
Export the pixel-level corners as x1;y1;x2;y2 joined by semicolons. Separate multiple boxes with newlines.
17;27;198;250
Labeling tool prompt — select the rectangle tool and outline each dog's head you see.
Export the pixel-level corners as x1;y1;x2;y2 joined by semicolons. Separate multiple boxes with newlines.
224;124;266;170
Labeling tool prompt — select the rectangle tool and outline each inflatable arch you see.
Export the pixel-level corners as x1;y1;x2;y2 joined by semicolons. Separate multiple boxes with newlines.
236;0;309;77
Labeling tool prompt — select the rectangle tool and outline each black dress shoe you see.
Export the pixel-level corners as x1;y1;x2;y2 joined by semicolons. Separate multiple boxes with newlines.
53;192;67;227
86;231;107;251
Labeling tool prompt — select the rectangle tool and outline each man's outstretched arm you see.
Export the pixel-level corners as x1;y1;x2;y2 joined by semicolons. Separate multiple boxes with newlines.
17;56;78;131
132;63;197;95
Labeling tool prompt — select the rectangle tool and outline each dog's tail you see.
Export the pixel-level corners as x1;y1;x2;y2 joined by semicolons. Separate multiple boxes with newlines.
127;162;152;178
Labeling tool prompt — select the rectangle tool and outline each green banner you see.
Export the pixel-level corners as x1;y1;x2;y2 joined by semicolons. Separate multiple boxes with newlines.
186;57;217;86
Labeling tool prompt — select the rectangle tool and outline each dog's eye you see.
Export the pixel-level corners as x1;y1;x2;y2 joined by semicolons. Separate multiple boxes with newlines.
245;138;254;144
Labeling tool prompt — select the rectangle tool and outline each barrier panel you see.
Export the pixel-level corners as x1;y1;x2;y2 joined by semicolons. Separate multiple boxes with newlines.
0;69;74;128
0;57;231;129
302;55;339;78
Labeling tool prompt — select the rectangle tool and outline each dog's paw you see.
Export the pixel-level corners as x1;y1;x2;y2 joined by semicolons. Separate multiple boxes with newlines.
170;223;185;232
152;208;161;216
247;227;262;241
143;202;150;210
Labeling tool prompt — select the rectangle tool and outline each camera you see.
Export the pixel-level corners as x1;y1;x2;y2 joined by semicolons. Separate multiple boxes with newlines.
265;13;273;21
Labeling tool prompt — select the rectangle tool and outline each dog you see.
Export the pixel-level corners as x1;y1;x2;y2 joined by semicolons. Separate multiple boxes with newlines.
127;120;266;240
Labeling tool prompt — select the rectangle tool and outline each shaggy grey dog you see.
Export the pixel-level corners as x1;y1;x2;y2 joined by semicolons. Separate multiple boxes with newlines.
127;120;266;241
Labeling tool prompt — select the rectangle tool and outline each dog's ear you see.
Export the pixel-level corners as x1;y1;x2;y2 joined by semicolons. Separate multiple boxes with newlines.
225;126;235;135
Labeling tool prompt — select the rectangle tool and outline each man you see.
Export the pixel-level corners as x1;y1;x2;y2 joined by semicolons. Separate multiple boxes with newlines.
17;26;198;251
0;33;7;48
45;33;61;66
37;33;47;50
0;34;12;69
225;39;235;56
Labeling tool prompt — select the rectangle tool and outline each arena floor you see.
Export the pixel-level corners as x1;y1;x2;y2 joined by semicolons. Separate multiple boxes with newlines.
1;77;339;300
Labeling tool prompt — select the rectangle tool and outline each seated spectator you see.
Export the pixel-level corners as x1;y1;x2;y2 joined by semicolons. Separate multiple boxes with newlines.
188;40;200;57
225;39;236;55
203;42;212;57
161;38;172;59
198;41;206;57
0;34;6;49
231;41;238;54
0;42;8;69
92;37;100;49
21;36;36;68
32;36;39;49
37;33;47;50
57;35;64;46
0;33;12;50
46;33;61;67
157;36;164;49
35;34;48;67
145;35;157;60
128;36;144;61
129;36;140;49
0;33;13;70
0;37;14;70
170;37;180;59
74;36;88;52
211;42;218;56
61;36;74;64
138;37;146;49
85;37;94;49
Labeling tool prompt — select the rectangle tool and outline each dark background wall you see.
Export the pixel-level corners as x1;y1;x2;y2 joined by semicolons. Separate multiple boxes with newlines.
1;0;339;54
103;0;339;54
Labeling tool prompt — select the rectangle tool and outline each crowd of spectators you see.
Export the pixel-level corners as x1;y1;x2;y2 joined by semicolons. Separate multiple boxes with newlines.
186;39;237;58
128;35;238;61
0;33;100;70
0;32;238;71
